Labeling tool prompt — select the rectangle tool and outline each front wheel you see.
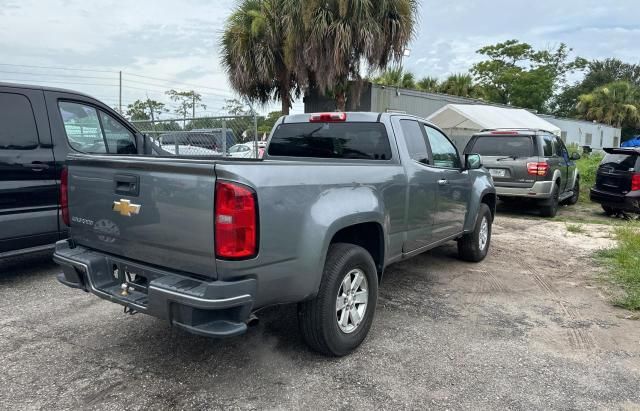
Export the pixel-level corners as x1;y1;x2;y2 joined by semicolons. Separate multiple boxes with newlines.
564;179;580;205
458;203;492;262
298;243;378;356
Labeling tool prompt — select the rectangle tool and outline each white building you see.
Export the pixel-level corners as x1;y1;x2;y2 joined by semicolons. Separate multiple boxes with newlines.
538;115;621;150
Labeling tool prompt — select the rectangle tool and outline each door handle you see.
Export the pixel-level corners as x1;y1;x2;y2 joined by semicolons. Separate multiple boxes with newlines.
25;162;50;171
438;179;449;186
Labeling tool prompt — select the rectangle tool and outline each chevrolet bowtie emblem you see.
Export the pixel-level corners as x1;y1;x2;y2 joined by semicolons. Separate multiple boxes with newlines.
112;199;141;217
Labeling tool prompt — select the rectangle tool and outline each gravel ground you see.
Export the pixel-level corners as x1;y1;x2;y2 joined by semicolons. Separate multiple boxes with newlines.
1;214;639;410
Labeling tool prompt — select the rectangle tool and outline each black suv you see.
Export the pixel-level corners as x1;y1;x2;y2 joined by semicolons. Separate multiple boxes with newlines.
590;147;640;215
465;129;581;217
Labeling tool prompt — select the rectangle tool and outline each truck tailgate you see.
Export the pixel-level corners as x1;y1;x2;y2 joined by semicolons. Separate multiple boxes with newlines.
66;155;218;279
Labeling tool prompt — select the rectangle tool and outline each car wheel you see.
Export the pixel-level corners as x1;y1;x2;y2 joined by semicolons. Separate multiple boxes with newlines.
540;184;559;217
458;203;492;262
298;243;378;357
602;205;617;216
565;179;580;205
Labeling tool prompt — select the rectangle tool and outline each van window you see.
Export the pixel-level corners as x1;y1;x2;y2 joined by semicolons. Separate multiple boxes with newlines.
0;93;39;150
468;136;533;158
59;101;136;154
268;122;392;160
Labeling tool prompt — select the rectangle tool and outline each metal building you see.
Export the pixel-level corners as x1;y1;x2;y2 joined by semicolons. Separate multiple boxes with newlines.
304;82;621;149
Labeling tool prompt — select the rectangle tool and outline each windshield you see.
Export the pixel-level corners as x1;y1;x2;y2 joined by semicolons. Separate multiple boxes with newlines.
469;136;534;158
268;122;392;160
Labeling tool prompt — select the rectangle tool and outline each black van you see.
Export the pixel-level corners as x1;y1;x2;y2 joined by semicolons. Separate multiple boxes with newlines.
590;147;640;215
0;82;145;258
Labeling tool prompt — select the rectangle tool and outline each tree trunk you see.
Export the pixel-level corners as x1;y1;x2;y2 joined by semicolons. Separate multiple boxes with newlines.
281;92;290;115
336;91;346;112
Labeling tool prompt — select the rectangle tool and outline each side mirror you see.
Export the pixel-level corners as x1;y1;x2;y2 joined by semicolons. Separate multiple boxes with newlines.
570;152;581;161
465;153;482;170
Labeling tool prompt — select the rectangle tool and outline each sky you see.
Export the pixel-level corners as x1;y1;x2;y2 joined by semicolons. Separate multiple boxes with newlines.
0;0;638;116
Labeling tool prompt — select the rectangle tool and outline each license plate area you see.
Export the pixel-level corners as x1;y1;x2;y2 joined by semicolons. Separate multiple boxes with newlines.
489;168;508;177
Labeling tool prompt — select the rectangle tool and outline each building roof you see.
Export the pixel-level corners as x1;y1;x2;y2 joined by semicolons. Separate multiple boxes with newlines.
427;104;561;135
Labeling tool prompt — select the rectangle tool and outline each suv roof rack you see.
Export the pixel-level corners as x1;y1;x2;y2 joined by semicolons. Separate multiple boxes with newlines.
479;128;556;135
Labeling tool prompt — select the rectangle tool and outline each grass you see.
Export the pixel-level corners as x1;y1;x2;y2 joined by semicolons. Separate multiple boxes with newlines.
575;153;603;204
565;223;586;234
597;222;640;310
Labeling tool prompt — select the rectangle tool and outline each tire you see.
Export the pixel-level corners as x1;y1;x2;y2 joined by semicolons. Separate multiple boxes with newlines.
602;205;617;216
458;203;492;262
298;243;378;357
540;184;559;217
564;179;580;205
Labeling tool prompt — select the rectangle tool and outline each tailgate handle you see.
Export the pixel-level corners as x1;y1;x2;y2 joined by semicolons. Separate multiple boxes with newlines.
114;174;140;196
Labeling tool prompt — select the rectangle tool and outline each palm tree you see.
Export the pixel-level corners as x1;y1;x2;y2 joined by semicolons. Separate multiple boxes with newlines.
438;73;482;98
577;81;640;128
416;76;440;93
372;67;416;89
220;0;298;114
292;0;418;110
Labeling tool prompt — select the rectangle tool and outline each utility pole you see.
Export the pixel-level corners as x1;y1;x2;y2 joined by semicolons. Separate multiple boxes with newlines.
118;71;122;114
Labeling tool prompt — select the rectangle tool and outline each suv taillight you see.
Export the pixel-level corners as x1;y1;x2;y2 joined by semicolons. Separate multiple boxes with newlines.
632;173;640;191
60;168;69;226
215;181;258;259
527;162;549;176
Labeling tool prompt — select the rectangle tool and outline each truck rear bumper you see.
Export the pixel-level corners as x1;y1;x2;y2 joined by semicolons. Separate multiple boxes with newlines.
53;240;256;338
495;181;553;199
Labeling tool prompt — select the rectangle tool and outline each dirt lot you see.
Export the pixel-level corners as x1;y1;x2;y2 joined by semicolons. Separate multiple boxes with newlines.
1;212;639;410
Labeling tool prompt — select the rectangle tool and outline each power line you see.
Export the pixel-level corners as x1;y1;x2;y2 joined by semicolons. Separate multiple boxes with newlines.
0;63;118;73
0;69;116;80
123;72;233;93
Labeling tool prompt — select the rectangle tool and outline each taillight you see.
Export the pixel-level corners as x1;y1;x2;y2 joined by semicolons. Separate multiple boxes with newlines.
527;162;549;176
631;173;640;191
309;112;347;122
60;168;69;226
215;181;258;259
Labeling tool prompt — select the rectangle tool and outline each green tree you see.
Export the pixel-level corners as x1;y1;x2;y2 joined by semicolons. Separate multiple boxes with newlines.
222;98;249;116
290;0;418;111
221;0;298;114
577;81;640;128
257;110;282;134
471;40;585;112
416;76;440;93
553;59;640;116
165;90;206;122
125;99;168;121
372;67;416;89
438;73;483;98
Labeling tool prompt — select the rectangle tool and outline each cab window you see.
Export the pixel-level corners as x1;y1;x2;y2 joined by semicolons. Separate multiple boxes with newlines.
424;126;461;168
0;93;39;150
59;101;136;154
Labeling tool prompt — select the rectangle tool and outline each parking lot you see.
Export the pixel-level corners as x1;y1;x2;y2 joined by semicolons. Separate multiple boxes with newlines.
1;213;639;410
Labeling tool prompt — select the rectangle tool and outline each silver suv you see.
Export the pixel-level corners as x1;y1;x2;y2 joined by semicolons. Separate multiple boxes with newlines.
465;129;581;217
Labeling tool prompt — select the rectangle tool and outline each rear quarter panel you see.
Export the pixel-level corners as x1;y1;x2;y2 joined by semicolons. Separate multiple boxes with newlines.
214;160;407;308
463;170;495;232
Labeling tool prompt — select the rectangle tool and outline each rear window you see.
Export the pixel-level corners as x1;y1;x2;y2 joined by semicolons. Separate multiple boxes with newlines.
468;136;533;158
268;122;392;160
601;153;639;171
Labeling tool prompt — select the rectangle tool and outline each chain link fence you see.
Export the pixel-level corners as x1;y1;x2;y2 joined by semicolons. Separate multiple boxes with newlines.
132;115;263;158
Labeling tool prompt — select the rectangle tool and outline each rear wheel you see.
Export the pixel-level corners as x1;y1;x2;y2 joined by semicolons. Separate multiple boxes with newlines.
564;179;580;205
298;243;378;356
540;184;559;217
602;205;617;216
458;203;492;262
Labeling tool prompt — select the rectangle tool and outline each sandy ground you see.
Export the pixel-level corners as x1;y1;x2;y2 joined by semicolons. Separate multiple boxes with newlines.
1;214;639;410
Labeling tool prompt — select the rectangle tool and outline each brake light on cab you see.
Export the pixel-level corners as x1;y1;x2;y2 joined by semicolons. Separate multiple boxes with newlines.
60;167;69;226
215;181;258;259
527;162;549;176
631;173;640;191
309;112;347;122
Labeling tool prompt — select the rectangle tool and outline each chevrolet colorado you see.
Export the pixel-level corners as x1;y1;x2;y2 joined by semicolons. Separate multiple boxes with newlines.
54;111;496;356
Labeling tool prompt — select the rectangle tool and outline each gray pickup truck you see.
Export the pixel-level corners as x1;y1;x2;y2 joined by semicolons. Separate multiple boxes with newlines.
54;112;496;356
